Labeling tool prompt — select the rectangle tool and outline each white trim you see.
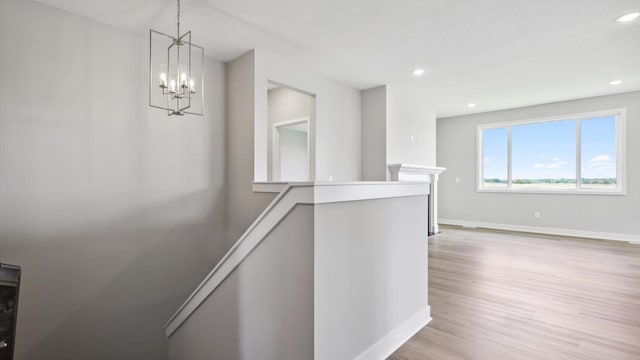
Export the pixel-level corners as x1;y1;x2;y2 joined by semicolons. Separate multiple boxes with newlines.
313;182;430;204
478;108;626;129
253;181;432;197
164;182;431;336
272;116;311;182
439;218;640;244
476;188;626;196
387;164;446;235
388;164;446;179
617;109;628;194
253;181;288;193
507;126;512;188
353;307;431;360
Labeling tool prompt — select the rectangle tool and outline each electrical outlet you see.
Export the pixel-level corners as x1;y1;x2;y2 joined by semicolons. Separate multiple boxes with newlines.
455;178;461;184
328;175;333;181
534;211;541;219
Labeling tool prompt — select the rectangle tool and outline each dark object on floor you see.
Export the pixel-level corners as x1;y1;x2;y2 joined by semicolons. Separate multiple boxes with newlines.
0;264;21;360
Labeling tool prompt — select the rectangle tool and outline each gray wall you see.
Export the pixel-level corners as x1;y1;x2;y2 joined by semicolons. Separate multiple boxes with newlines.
169;205;314;360
361;86;387;181
226;52;277;241
0;0;229;358
437;91;640;237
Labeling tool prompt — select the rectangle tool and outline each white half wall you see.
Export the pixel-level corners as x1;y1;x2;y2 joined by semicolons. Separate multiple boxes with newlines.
167;183;431;360
314;196;430;360
0;0;228;358
437;91;640;238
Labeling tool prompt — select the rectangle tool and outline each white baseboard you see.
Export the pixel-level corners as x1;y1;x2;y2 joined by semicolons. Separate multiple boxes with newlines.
353;307;431;360
439;219;640;244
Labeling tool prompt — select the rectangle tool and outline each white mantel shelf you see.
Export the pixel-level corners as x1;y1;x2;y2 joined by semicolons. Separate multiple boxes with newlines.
388;164;446;235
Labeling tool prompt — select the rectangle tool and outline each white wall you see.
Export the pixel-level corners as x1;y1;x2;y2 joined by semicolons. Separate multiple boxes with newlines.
361;86;387;181
227;50;361;239
361;85;437;180
255;51;361;182
437;91;640;238
268;87;312;181
0;0;228;358
278;129;309;181
386;86;437;172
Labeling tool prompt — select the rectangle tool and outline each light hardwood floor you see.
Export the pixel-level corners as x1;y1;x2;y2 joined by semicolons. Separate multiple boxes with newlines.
389;225;640;360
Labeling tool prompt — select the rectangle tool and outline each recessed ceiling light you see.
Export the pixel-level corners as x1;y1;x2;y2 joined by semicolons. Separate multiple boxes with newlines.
467;103;477;108
609;80;623;85
616;12;639;23
412;68;425;76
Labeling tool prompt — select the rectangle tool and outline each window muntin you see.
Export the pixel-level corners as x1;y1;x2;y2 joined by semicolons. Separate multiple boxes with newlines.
478;110;624;194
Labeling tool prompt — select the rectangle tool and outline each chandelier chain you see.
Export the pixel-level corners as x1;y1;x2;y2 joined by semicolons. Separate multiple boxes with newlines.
177;0;181;37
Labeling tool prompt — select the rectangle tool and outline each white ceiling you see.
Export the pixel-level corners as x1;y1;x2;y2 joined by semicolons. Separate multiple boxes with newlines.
35;0;640;117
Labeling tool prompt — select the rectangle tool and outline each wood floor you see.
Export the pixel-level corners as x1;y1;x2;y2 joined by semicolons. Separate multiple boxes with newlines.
389;226;640;360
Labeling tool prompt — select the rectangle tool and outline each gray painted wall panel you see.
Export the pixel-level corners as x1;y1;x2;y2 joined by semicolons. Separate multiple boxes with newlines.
437;91;640;236
169;205;315;360
226;52;278;241
0;0;229;358
361;86;388;181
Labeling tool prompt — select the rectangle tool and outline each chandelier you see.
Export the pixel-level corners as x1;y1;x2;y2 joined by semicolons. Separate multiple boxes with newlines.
149;0;204;116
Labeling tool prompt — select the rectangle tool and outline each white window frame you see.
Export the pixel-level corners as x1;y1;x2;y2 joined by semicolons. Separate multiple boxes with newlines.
477;108;626;195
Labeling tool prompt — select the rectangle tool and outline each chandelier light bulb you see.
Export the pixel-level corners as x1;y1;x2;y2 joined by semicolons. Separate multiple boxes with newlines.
159;72;167;87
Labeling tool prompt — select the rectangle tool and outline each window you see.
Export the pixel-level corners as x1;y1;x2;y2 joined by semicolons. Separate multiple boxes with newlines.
478;109;625;194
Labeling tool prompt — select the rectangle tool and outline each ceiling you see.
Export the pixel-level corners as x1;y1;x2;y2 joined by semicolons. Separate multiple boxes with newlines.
35;0;640;117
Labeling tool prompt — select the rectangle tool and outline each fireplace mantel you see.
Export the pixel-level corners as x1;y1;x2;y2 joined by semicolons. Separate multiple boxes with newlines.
388;164;446;235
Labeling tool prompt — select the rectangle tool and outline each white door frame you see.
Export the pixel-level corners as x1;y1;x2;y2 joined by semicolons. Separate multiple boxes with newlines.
272;116;311;182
